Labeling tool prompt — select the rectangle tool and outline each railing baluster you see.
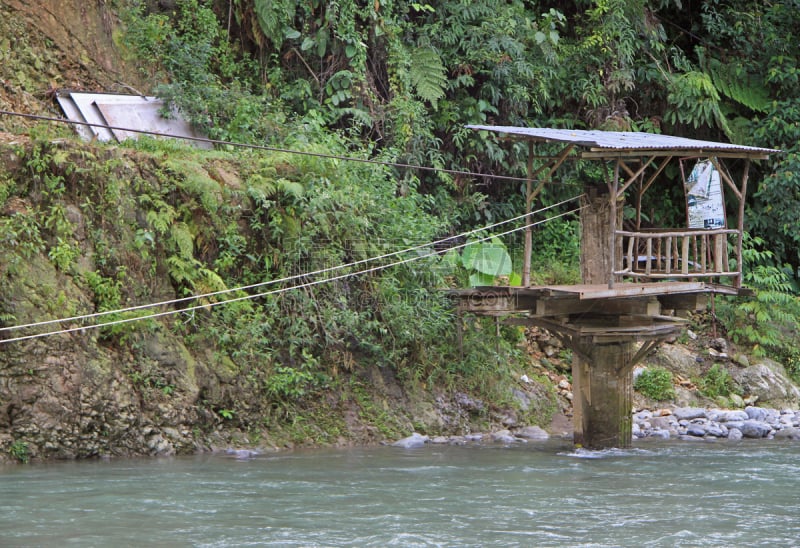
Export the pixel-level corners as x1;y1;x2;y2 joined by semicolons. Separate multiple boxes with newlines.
613;228;739;282
681;235;690;275
665;236;672;274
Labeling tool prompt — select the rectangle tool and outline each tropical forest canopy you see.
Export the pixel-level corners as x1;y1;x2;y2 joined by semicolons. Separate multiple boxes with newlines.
123;0;799;275
99;0;800;374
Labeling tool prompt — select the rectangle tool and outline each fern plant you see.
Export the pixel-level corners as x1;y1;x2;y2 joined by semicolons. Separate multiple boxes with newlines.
705;54;771;113
409;47;447;108
715;234;800;357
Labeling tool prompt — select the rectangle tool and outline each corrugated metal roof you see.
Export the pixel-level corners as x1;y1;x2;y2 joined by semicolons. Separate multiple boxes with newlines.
466;125;779;156
57;91;211;148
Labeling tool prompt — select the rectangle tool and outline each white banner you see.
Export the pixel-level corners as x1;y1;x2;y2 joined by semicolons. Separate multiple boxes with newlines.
685;159;725;229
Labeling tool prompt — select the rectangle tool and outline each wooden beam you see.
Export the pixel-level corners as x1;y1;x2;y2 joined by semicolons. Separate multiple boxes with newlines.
641;156;672;194
709;157;742;201
533;296;661;317
523;143;575;287
617;156;656;197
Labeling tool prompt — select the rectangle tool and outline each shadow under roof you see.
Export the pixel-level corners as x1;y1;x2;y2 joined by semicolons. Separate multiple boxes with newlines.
466;125;779;159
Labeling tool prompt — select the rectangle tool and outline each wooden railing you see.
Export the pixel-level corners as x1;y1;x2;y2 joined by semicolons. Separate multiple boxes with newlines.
614;228;740;282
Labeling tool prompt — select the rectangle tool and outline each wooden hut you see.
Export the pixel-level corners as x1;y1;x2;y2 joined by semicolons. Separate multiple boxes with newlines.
449;127;779;448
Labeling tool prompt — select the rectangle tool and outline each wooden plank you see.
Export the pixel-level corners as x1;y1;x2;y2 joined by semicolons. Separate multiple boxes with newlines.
658;293;708;311
534;296;661;317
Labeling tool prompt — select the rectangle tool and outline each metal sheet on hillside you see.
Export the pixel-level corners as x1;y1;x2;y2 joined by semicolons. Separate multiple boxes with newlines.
56;92;211;148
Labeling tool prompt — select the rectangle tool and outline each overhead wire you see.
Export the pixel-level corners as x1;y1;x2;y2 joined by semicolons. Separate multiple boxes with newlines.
0;109;584;188
0;107;586;343
0;195;582;334
0;205;585;345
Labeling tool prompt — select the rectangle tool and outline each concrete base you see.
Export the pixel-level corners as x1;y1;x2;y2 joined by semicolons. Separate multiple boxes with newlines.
572;342;635;449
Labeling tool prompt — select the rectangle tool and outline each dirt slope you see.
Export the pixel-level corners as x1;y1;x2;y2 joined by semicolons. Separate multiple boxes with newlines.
0;0;151;128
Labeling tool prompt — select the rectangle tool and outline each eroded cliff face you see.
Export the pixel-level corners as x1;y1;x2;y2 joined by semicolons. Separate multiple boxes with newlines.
0;0;151;124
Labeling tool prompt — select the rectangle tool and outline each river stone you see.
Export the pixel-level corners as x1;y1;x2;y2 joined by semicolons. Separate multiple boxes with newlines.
745;406;769;422
650;416;674;430
491;430;520;444
673;407;707;421
727;427;743;441
650;429;671;439
705;424;727;438
739;420;772;439
393;433;429;448
634;410;653;421
707;410;749;423
686;423;708;437
225;448;259;459
516;425;549;440
774;427;800;440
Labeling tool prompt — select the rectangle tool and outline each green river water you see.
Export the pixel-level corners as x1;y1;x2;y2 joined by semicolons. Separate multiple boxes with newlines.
1;439;798;547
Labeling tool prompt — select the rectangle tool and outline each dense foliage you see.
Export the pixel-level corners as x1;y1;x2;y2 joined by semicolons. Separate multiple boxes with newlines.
118;0;799;365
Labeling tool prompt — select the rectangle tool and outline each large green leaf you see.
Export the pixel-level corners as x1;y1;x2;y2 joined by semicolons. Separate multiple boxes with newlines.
462;238;512;277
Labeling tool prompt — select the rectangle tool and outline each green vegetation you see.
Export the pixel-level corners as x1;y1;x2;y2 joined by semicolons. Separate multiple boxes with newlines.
634;367;675;401
4;0;800;455
715;234;800;360
8;440;29;463
697;364;739;401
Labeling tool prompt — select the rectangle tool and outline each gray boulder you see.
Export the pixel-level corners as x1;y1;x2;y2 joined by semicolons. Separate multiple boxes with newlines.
739;420;772;439
491;430;520;444
673;407;707;421
733;361;800;408
707;410;749;423
393;433;429;448
745;406;769;422
727;428;743;441
774;427;800;440
516;425;549;440
686;423;708;437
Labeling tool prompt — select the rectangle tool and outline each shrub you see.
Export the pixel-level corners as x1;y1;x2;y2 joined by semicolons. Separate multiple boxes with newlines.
697;363;738;399
634;367;675;401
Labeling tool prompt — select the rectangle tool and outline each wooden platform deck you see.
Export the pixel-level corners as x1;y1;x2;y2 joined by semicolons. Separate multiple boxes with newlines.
448;281;741;301
447;281;743;319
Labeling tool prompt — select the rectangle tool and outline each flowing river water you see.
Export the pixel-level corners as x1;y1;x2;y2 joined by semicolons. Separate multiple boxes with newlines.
1;439;799;547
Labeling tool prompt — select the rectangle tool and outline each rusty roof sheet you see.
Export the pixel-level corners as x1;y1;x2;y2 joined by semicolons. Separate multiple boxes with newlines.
466;125;779;157
57;91;211;148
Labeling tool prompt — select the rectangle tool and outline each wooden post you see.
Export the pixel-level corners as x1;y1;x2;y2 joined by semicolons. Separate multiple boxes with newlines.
580;189;613;285
522;141;534;287
608;161;621;288
736;160;751;289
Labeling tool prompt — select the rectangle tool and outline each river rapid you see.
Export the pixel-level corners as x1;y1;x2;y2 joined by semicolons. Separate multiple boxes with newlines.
1;440;799;547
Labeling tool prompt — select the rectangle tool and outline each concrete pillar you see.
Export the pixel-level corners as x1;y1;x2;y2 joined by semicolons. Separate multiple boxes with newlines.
572;342;635;449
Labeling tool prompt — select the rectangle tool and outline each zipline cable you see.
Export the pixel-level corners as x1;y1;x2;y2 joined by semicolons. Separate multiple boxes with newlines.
0;206;584;344
0;195;583;333
0;109;583;188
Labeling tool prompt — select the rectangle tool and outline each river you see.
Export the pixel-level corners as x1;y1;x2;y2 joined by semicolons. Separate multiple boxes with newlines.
1;439;798;547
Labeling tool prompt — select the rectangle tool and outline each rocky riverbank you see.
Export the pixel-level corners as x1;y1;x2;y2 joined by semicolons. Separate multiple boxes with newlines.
632;405;800;441
389;405;800;448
